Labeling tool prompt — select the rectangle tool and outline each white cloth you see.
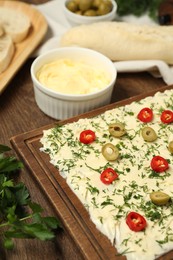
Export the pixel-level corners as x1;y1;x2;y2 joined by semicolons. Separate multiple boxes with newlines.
114;60;173;85
32;0;173;85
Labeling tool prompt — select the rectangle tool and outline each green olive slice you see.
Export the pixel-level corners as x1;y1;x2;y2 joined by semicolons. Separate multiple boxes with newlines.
141;126;157;142
108;123;126;138
150;191;170;205
102;143;119;161
168;140;173;153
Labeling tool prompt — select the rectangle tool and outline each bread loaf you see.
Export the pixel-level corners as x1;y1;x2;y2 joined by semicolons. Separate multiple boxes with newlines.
60;21;173;64
0;34;14;73
0;7;31;43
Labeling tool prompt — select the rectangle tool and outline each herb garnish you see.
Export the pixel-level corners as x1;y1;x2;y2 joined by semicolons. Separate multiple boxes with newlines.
115;0;163;21
0;144;61;250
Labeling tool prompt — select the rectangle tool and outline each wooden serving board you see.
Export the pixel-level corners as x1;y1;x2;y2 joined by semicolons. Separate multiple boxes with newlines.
10;85;173;260
0;1;47;94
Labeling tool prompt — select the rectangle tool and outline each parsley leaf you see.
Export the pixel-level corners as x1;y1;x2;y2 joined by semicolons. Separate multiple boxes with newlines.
0;144;61;250
116;0;163;21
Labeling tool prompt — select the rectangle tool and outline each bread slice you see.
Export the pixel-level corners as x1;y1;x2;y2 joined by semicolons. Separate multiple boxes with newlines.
0;34;15;73
60;21;173;65
0;7;31;43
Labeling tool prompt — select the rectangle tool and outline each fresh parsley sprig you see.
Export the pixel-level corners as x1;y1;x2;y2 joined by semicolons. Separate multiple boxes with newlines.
0;144;61;250
115;0;163;21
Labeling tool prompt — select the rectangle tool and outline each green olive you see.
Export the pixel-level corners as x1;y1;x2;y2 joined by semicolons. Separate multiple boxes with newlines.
168;140;173;153
79;0;93;11
97;2;112;15
150;191;171;205
141;126;157;142
74;0;80;4
92;0;103;8
66;1;78;12
109;123;126;138
102;143;119;161
75;10;83;15
84;9;97;16
104;0;113;8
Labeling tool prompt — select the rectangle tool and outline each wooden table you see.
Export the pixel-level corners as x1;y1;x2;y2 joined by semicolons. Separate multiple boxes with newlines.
0;1;167;259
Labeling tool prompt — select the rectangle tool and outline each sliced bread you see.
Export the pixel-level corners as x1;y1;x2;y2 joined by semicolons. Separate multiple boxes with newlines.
0;34;15;73
0;7;31;43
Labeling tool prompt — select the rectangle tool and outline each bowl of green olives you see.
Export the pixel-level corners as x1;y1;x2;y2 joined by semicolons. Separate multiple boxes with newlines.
64;0;117;25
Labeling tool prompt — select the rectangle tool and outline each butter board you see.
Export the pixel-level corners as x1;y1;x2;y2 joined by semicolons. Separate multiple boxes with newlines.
10;85;173;260
0;1;47;94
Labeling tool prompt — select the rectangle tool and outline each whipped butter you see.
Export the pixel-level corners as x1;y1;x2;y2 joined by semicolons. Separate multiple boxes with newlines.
40;89;173;260
36;58;111;94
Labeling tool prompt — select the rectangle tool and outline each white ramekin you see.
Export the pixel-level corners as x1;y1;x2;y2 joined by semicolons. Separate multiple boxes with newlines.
31;47;117;120
63;0;117;26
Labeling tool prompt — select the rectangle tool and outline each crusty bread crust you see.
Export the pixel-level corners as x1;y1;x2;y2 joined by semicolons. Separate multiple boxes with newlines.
0;34;14;74
60;21;173;65
0;25;3;37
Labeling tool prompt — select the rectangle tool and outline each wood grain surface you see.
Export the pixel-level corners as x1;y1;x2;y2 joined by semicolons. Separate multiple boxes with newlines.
0;0;170;260
0;0;47;94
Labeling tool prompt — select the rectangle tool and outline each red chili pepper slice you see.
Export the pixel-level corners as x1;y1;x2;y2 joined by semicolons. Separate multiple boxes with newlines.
79;130;96;144
150;156;169;173
126;212;147;232
160;110;173;124
100;168;118;185
137;107;153;123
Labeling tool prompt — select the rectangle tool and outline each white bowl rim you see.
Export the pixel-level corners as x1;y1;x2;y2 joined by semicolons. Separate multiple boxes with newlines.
63;0;117;22
31;47;117;101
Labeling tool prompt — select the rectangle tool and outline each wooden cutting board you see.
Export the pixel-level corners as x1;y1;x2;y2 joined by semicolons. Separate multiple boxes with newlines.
10;85;173;260
0;1;47;94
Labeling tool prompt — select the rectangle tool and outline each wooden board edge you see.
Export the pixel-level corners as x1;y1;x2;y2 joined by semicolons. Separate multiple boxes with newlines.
10;135;117;260
10;85;173;260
